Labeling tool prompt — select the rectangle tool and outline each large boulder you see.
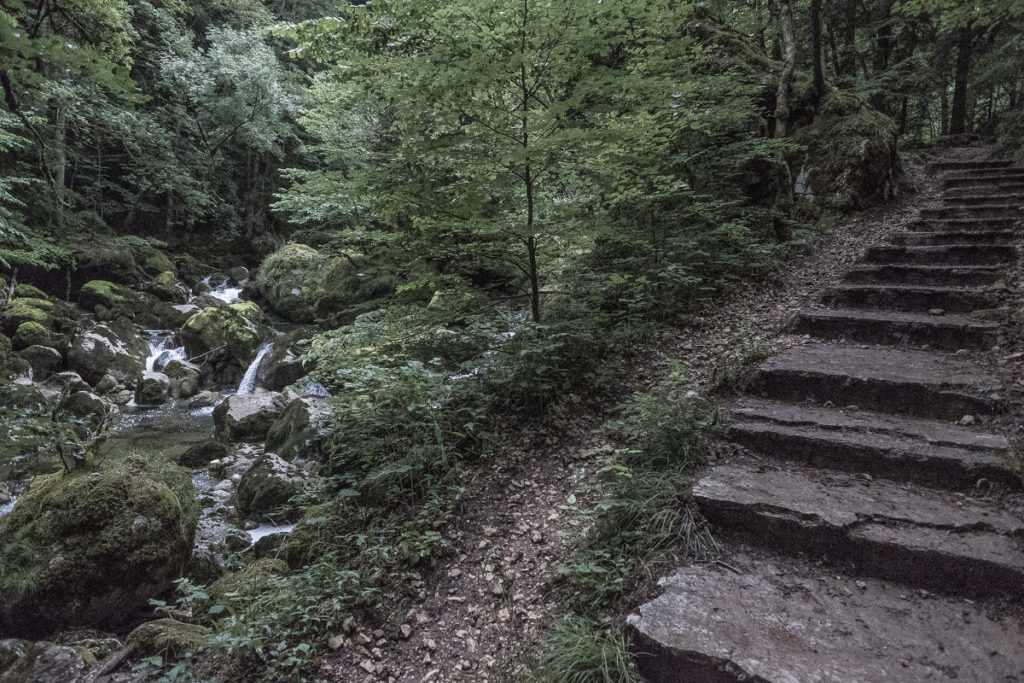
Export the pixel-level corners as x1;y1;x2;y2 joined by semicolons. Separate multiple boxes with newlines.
176;440;229;468
12;322;49;350
236;453;303;520
0;452;200;635
18;345;62;377
791;91;899;210
79;280;136;317
59;391;108;420
146;272;189;304
135;371;171;405
266;397;331;462
179;307;263;367
254;244;396;323
213;392;287;441
1;298;52;333
259;344;308;391
67;322;148;385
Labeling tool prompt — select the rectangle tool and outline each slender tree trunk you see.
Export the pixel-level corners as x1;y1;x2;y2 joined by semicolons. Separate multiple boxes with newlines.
53;103;66;228
520;0;540;323
940;79;950;137
950;26;973;136
774;0;797;136
810;0;826;103
870;20;891;112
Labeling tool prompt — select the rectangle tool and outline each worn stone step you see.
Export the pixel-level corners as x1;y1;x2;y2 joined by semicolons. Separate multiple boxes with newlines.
943;193;1024;206
729;398;1017;490
892;230;1018;246
942;166;1024;181
910;217;1019;231
748;343;1002;420
693;460;1024;599
823;284;991;313
844;264;1003;287
921;204;1024;220
628;554;1024;683
864;244;1017;266
944;179;1024;193
790;308;998;350
930;159;1014;173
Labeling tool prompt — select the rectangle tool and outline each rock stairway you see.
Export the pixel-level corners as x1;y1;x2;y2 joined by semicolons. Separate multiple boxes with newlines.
629;157;1024;681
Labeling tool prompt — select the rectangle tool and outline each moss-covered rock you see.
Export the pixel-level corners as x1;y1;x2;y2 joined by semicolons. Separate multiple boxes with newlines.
0;452;200;635
0;641;88;683
791;90;899;210
236;453;303;521
126;619;209;659
0;334;14;380
18;345;62;377
179;307;262;366
213;392;287;441
148;271;188;304
11;321;49;350
78;280;141;322
58;391;108;421
198;559;288;620
1;298;52;333
314;255;397;320
266;397;331;462
254;244;326;323
135;371;171;405
136;246;176;277
228;301;264;324
11;284;49;301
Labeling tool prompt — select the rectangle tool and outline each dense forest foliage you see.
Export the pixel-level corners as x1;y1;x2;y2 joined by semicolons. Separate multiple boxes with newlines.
1;0;1023;680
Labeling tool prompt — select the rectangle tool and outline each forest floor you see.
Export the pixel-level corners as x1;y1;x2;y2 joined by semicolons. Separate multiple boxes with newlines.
317;154;942;682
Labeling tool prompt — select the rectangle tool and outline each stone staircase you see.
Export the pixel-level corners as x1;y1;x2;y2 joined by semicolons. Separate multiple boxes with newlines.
628;158;1024;681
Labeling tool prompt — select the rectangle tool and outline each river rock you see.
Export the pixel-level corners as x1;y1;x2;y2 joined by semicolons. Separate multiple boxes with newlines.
213;392;287;441
147;271;190;304
266;397;331;461
135;371;171;405
259;345;308;391
228;266;250;284
1;298;53;333
191;295;230;311
0;642;87;683
43;371;90;395
177;440;229;468
0;452;200;634
179;306;262;367
11;321;49;350
18;345;62;377
61;391;107;420
190;391;221;409
67;322;148;385
236;453;303;519
168;304;200;328
127;618;210;659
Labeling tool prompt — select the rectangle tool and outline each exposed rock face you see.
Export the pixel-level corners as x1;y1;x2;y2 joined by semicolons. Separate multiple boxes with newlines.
135;371;171;405
67;322;148;385
266;397;331;461
236;453;303;519
0;641;88;683
0;453;200;635
259;344;307;391
213;392;287;441
177;440;229;468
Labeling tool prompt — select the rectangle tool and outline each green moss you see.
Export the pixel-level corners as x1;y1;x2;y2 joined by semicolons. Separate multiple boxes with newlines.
254;243;326;323
1;298;53;332
136;246;176;276
179;307;261;365
229;301;264;323
198;559;289;620
127;618;210;658
12;284;49;301
13;321;49;349
80;280;127;307
0;451;200;633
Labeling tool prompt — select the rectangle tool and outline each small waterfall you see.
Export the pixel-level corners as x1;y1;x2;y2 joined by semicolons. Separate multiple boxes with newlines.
144;330;186;373
202;276;243;304
237;343;273;395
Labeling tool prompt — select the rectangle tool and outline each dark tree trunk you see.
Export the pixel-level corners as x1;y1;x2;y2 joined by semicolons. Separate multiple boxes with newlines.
950;26;973;136
774;0;797;136
810;0;826;103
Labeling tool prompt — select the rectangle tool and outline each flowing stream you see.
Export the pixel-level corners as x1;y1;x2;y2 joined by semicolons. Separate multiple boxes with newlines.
237;343;273;395
144;330;187;373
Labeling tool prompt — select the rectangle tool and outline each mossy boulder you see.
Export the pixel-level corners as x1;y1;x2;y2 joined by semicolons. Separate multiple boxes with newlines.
236;453;303;520
0;452;200;635
126;619;209;659
0;334;14;380
179;307;262;366
67;322;147;385
148;271;188;304
12;322;49;350
197;559;288;620
314;256;396;320
791;91;899;210
79;280;131;310
18;345;62;377
228;301;264;324
11;284;49;301
135;372;171;406
59;391;108;421
1;298;52;333
254;244;326;323
136;246;176;277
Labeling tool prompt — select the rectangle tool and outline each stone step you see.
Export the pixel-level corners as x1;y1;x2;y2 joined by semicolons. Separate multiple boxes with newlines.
844;264;1003;287
942;193;1024;206
747;343;1002;420
790;308;998;350
921;204;1024;220
864;244;1017;266
892;230;1018;246
729;398;1017;490
693;460;1024;599
930;159;1014;173
944;179;1024;193
942;167;1024;182
628;554;1024;683
910;217;1019;231
823;284;991;313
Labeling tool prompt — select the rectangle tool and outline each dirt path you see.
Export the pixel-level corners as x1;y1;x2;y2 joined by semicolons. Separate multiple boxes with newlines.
317;155;945;683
